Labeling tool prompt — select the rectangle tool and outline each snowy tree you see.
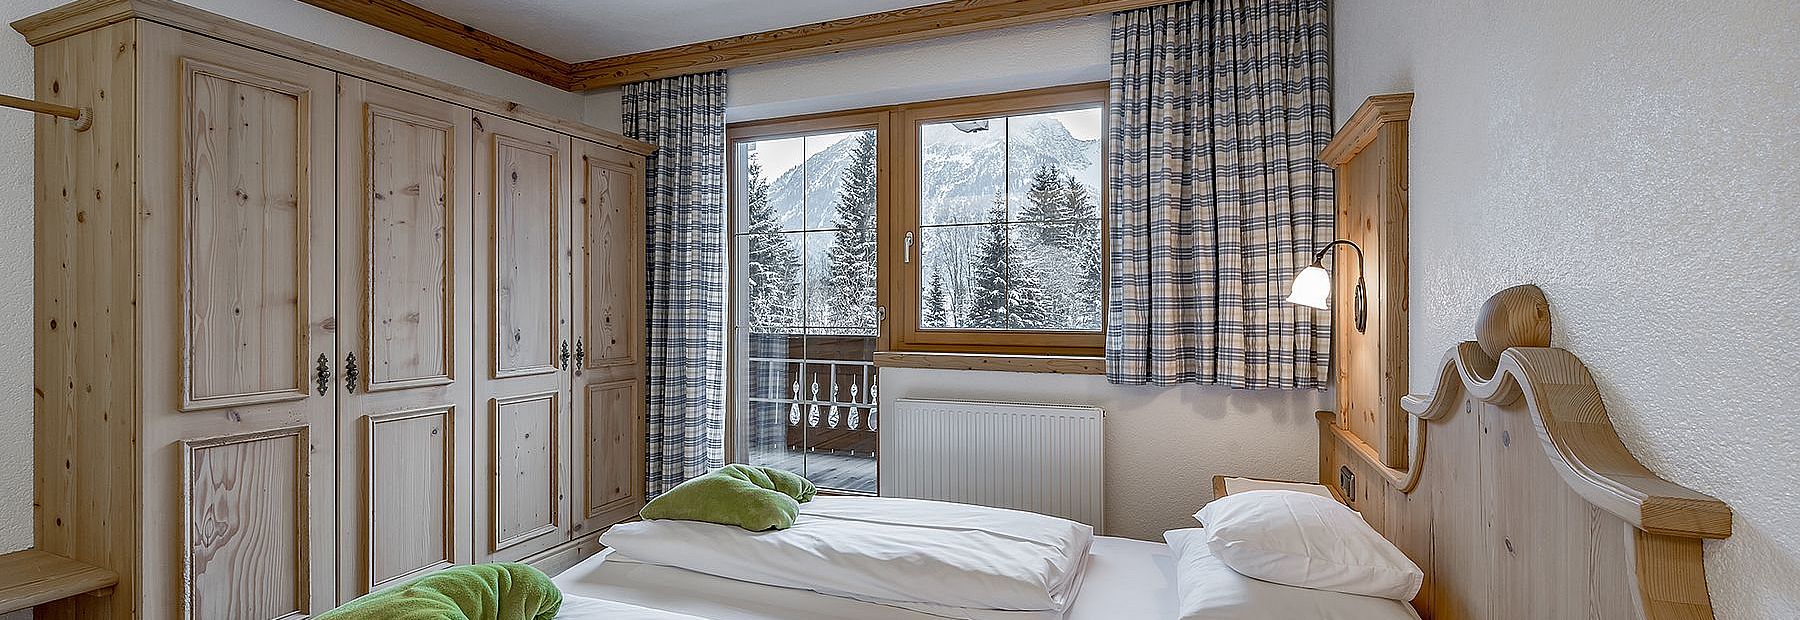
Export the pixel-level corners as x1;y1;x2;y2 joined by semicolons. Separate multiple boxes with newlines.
742;157;800;331
1064;175;1104;327
966;192;1051;329
924;264;951;327
824;132;879;333
1018;165;1067;244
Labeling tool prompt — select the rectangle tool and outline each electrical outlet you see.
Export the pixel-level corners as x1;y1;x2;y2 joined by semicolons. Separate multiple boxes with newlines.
1339;465;1356;502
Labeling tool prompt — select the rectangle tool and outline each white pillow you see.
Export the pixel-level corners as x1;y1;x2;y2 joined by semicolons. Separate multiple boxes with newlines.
1194;490;1422;601
1164;528;1419;620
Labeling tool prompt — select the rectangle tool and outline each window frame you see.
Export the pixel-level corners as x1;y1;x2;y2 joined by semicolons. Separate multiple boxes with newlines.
889;83;1109;357
724;109;892;467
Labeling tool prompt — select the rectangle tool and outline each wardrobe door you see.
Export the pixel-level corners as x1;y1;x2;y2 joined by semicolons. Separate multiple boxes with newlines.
135;23;338;620
336;77;475;599
472;112;574;562
569;139;647;538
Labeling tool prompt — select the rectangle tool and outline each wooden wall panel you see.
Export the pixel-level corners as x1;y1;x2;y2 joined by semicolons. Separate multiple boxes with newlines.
1320;93;1411;468
362;407;455;589
491;136;561;377
364;108;454;387
33;22;139;620
583;380;639;520
579;148;643;370
182;428;311;620
490;392;560;552
181;62;312;410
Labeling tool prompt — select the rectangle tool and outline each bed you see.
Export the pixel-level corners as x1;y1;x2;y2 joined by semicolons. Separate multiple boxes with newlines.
553;535;1178;620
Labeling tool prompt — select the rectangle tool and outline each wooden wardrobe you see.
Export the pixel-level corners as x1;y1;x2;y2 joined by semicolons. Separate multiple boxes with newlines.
21;1;651;618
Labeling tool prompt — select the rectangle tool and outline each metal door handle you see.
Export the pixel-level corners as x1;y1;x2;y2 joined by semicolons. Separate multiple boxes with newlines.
314;354;331;396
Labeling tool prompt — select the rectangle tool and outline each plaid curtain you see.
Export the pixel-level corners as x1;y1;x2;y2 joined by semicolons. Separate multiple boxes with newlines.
623;71;728;496
1105;0;1333;388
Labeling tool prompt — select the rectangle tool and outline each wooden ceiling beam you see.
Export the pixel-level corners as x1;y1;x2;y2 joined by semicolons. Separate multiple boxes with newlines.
298;0;1171;92
295;0;576;89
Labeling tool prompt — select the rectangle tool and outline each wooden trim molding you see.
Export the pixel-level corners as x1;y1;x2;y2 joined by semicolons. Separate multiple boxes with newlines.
95;0;1170;92
873;351;1105;375
1319;92;1413;165
566;0;1171;90
293;0;575;89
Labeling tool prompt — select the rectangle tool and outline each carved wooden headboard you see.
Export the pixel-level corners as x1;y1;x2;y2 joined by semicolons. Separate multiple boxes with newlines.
1319;285;1733;619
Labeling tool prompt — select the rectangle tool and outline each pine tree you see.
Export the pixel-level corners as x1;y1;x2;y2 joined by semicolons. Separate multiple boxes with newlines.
824;132;880;333
965;192;1012;328
1064;175;1104;329
1018;165;1067;246
924;265;950;327
742;157;800;330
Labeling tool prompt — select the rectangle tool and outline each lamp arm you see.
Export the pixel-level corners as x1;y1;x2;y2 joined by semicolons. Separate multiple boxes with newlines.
1309;239;1368;334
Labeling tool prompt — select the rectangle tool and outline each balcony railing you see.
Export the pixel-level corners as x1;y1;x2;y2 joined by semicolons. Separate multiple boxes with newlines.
740;332;878;494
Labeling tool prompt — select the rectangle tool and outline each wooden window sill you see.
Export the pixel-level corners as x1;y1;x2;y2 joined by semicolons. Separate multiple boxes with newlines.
872;351;1105;375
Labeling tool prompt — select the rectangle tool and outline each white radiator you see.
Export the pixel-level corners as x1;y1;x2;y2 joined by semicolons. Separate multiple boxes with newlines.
879;398;1105;530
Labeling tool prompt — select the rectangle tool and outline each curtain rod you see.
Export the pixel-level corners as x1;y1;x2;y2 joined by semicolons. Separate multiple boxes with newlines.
0;93;91;131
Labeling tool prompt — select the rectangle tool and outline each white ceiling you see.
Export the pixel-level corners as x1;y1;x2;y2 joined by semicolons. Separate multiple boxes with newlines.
404;0;946;61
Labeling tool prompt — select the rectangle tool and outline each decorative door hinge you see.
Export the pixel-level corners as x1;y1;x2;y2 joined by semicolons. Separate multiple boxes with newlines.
561;340;571;368
344;352;359;394
574;339;586;368
314;353;331;396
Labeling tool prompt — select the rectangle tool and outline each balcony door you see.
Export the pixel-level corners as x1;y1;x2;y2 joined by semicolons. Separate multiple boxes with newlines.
728;113;887;494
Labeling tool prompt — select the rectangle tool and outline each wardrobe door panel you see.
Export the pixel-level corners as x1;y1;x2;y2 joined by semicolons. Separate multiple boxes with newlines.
569;139;646;537
137;23;339;620
181;61;314;411
473;112;572;562
182;428;312;620
336;77;475;598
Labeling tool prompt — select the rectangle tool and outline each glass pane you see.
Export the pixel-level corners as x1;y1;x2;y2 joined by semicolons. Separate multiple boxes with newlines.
1009;221;1103;330
918;223;1005;329
919;117;1006;226
803;228;877;335
797;335;878;494
740;232;804;332
1006;108;1103;222
804;130;877;230
733;126;881;495
741;136;806;232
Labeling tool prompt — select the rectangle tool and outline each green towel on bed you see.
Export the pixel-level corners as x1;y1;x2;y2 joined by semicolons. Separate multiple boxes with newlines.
640;464;817;531
315;563;561;620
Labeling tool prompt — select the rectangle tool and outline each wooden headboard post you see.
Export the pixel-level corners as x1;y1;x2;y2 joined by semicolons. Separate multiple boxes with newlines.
1320;284;1733;619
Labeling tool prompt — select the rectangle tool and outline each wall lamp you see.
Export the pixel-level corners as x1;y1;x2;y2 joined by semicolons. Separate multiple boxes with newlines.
1285;239;1366;333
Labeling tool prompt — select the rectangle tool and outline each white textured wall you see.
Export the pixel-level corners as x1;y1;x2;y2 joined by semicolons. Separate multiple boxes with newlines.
878;370;1327;540
0;0;583;596
1334;1;1800;618
581;14;1112;128
589;15;1333;542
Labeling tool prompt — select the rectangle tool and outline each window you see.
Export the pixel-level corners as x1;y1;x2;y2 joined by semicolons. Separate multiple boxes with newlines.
727;86;1106;491
892;84;1106;356
729;112;887;494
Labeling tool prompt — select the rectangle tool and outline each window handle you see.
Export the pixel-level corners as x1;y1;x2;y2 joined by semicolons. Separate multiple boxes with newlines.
903;231;914;264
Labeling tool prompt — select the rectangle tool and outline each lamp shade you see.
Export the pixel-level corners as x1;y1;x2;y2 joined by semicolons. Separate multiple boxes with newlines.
1285;264;1332;309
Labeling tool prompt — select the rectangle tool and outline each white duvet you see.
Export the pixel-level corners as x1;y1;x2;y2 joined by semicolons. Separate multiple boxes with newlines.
597;496;1094;617
554;594;712;619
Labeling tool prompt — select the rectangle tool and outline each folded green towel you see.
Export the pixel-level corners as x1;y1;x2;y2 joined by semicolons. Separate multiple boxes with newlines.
315;563;561;620
640;464;817;531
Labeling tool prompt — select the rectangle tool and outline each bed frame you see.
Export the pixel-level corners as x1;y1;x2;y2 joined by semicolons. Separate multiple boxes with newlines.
1319;284;1732;619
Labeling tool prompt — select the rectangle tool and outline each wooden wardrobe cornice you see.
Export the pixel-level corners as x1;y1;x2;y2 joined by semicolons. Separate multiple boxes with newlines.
279;0;1171;91
11;0;655;155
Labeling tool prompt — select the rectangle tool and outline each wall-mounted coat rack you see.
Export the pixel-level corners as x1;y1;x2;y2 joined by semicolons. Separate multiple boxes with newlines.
0;93;91;131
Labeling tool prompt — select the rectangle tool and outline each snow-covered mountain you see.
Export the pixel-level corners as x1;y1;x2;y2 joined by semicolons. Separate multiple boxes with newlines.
756;115;1100;232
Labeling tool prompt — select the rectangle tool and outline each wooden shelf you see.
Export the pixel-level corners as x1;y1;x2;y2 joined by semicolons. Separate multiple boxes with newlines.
0;549;118;613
